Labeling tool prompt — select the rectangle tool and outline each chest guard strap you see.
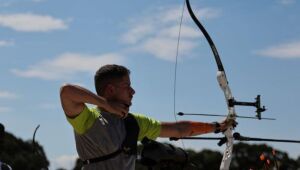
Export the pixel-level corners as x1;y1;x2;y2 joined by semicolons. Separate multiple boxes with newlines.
82;113;140;165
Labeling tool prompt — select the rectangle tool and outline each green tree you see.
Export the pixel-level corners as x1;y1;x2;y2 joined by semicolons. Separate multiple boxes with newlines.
0;131;49;170
231;142;299;170
186;149;222;170
71;142;300;170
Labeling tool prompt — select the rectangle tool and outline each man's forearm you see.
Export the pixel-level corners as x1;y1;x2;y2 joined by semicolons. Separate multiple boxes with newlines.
60;84;107;106
60;84;109;117
176;121;215;137
160;121;216;138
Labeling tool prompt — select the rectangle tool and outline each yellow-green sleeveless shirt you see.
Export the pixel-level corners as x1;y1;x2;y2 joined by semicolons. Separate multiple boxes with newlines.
67;106;161;170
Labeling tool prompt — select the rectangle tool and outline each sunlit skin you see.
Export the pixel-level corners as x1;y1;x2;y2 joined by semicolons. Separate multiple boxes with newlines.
101;74;135;118
59;75;135;119
60;73;233;138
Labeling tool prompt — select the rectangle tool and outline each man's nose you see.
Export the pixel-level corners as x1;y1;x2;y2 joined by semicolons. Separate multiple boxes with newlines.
130;87;135;95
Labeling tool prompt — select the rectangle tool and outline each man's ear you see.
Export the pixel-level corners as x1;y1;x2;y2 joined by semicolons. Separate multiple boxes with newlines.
105;84;116;96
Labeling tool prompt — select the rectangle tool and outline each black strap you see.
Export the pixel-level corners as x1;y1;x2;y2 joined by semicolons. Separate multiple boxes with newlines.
82;113;140;165
83;149;122;165
122;113;140;154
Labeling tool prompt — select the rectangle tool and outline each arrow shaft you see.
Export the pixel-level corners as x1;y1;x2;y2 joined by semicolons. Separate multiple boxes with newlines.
170;136;223;141
237;136;300;143
180;113;275;120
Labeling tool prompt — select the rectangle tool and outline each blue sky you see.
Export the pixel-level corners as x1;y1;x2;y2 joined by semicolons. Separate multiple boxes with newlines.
1;0;300;169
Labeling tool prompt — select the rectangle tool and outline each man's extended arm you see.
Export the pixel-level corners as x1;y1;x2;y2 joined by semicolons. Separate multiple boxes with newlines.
159;120;232;138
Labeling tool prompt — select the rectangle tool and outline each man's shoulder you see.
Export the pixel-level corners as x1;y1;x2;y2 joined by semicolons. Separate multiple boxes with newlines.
130;113;150;120
129;113;161;141
66;106;101;134
130;113;159;123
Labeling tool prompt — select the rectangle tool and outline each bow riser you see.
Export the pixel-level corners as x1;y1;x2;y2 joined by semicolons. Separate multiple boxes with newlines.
220;129;234;170
217;70;236;170
217;71;236;120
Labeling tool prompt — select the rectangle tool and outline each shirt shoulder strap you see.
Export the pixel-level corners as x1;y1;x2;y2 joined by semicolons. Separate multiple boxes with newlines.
122;113;140;155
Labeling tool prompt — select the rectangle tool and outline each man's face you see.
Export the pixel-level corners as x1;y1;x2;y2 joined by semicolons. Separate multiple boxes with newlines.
109;74;135;113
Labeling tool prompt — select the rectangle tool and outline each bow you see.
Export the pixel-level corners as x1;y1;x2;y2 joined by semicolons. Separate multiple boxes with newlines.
171;1;300;169
172;0;266;169
185;0;235;168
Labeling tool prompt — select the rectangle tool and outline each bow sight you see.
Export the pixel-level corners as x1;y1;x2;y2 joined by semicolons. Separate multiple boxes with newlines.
228;95;266;120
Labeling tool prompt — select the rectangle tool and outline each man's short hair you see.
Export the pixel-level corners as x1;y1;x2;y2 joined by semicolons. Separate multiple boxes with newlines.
94;64;130;95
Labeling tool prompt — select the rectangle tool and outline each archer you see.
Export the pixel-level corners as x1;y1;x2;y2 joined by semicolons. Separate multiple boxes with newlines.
59;64;233;169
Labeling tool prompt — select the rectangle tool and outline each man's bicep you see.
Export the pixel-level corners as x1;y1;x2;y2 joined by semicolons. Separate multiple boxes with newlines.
60;85;85;117
61;98;85;118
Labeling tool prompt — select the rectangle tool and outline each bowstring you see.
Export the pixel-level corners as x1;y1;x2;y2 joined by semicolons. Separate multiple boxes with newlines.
173;0;187;149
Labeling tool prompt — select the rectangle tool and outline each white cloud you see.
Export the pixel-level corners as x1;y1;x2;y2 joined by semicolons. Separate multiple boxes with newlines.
256;41;300;59
141;37;197;62
0;2;11;8
0;40;14;47
278;0;295;5
121;23;154;44
121;5;220;62
39;103;58;110
0;13;68;32
0;106;11;113
159;25;201;39
0;91;18;99
32;0;47;2
11;52;124;80
0;91;15;114
193;7;221;20
160;6;220;23
51;154;78;170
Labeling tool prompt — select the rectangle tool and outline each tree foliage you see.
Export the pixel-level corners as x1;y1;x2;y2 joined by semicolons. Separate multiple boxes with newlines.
230;142;299;170
0;131;49;170
1;125;299;170
71;142;300;170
